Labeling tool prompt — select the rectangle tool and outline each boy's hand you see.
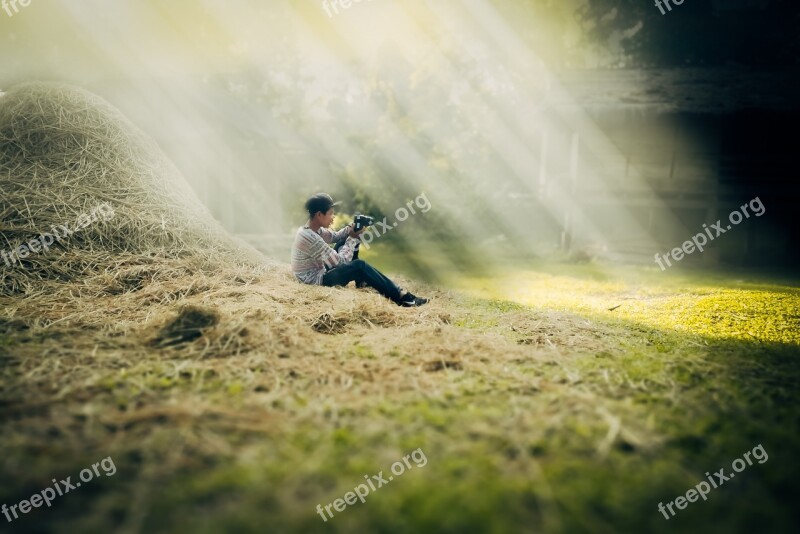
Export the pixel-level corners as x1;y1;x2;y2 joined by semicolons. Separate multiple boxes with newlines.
350;224;365;238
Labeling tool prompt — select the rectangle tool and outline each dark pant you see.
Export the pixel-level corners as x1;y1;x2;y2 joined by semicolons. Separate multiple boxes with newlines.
322;259;403;303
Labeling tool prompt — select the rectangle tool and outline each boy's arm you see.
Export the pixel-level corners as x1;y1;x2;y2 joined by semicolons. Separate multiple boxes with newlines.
312;233;359;270
319;224;353;244
333;236;359;264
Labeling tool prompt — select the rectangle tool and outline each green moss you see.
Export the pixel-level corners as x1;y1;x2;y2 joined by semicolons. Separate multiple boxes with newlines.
350;343;376;359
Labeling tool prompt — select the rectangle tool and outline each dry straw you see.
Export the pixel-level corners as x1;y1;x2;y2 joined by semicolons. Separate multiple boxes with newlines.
0;82;264;296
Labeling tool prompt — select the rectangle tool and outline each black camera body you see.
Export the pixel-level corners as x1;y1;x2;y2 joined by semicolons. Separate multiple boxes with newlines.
353;213;374;231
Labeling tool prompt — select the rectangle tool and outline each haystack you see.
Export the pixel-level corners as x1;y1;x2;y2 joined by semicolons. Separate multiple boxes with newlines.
0;82;265;295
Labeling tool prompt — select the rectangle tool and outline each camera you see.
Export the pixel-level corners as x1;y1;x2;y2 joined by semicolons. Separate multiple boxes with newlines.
353;213;374;232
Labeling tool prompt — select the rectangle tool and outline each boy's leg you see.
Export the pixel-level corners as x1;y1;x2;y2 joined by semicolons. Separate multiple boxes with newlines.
332;238;362;286
322;259;402;303
322;262;360;288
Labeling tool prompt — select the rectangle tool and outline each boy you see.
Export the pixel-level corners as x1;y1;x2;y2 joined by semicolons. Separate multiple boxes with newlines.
291;193;428;307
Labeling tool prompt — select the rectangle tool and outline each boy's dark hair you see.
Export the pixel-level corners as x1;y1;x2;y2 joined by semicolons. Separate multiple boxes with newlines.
305;193;341;216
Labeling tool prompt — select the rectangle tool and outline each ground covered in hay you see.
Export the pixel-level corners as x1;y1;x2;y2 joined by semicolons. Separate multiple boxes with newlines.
1;256;798;534
1;82;798;533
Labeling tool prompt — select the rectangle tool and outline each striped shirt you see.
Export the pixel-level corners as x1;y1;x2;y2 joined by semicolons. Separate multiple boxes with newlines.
291;225;359;285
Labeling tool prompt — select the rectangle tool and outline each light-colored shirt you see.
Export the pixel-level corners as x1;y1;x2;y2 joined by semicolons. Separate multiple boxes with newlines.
291;224;359;285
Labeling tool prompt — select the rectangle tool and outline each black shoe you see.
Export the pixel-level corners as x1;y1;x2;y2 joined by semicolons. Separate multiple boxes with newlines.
398;291;429;307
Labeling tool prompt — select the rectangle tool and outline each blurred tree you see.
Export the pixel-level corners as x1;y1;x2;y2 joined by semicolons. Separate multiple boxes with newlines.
573;0;800;67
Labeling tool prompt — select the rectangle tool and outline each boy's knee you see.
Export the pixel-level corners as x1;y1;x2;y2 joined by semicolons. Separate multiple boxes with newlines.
352;259;366;269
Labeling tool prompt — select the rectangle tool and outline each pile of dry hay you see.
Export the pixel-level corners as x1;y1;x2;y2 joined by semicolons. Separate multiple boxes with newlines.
0;82;449;349
0;82;265;296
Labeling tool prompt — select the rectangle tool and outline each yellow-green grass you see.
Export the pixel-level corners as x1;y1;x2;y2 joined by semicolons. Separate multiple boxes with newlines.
452;264;800;346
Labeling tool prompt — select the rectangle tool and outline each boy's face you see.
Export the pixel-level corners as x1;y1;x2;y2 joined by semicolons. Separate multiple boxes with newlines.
314;207;335;228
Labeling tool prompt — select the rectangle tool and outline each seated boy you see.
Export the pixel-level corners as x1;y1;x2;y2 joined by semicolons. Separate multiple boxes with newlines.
291;193;428;307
